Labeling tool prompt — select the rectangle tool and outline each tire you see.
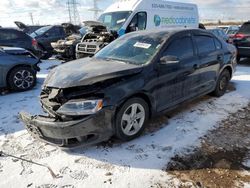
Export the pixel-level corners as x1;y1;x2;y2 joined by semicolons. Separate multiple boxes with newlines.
7;66;36;91
212;69;230;97
114;98;149;141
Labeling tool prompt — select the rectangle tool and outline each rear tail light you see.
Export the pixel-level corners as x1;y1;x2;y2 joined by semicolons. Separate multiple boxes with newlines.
233;33;246;40
32;39;38;48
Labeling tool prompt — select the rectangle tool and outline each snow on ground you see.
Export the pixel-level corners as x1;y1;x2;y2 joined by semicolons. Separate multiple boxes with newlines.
0;60;250;188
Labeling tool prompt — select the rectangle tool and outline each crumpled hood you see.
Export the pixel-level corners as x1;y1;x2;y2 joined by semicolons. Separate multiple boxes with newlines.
44;57;142;89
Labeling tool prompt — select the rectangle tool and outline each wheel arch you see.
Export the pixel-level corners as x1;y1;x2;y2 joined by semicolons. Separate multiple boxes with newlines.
221;65;233;79
115;92;155;119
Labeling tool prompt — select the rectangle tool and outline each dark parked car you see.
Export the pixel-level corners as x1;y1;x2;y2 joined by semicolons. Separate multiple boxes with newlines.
208;28;229;42
232;21;250;61
0;47;40;91
31;24;81;59
0;28;43;58
51;27;87;61
30;25;66;59
20;29;237;147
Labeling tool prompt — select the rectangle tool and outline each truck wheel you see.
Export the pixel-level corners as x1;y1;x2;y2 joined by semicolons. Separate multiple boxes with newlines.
8;67;36;91
114;98;149;141
212;69;230;97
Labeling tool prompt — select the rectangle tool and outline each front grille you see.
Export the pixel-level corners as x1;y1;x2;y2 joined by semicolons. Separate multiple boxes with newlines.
87;45;96;48
77;42;98;54
87;49;96;53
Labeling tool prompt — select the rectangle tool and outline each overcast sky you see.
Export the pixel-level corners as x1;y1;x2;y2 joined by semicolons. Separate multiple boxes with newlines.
0;0;249;27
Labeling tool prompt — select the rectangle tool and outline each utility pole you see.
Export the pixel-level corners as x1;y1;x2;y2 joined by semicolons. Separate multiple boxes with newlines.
88;0;102;20
29;12;34;25
67;0;80;24
67;0;72;23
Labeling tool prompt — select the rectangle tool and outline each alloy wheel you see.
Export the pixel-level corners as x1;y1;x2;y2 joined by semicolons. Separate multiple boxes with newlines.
13;70;34;90
121;103;146;136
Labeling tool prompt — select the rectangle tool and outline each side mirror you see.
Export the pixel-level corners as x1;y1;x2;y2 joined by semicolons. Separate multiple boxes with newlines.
160;55;179;65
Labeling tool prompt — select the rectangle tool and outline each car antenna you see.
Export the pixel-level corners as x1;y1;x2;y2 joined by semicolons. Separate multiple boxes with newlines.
0;150;62;179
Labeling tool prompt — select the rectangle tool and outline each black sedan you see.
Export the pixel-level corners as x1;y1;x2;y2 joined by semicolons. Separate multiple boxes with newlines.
20;29;237;147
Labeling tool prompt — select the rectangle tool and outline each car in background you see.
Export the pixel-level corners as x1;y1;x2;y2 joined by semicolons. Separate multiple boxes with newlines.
30;24;81;59
208;28;229;42
20;29;237;147
232;21;250;61
0;47;40;91
226;26;240;36
0;28;43;58
218;25;240;35
51;27;87;61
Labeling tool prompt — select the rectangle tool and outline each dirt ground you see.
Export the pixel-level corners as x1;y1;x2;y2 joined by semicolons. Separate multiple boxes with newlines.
165;103;250;188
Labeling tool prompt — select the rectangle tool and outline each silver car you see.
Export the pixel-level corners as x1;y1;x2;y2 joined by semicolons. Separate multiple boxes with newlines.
0;47;40;91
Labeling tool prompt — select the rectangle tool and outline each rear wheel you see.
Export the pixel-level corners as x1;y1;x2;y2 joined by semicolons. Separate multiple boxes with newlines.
114;98;149;141
8;67;36;91
212;69;230;97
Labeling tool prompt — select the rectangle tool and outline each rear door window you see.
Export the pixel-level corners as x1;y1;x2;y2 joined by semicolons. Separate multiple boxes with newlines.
164;36;194;60
239;23;250;34
194;35;216;54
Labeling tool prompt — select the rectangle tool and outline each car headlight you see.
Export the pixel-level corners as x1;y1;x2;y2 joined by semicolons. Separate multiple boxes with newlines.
57;99;103;116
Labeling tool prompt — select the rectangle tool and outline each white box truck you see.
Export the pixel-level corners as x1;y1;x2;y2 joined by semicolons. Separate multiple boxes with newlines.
76;0;199;58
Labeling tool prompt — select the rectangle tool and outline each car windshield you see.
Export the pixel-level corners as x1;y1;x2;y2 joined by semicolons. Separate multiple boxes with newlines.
95;32;164;65
98;11;132;31
30;26;52;37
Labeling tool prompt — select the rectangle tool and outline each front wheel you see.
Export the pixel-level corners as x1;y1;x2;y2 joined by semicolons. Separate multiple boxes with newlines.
114;98;149;141
8;67;36;91
212;69;230;97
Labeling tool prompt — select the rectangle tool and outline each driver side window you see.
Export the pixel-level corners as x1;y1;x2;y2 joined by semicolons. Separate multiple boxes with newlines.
126;12;147;33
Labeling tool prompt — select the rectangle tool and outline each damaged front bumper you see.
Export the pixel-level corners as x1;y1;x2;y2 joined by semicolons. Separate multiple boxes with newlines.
19;108;114;148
